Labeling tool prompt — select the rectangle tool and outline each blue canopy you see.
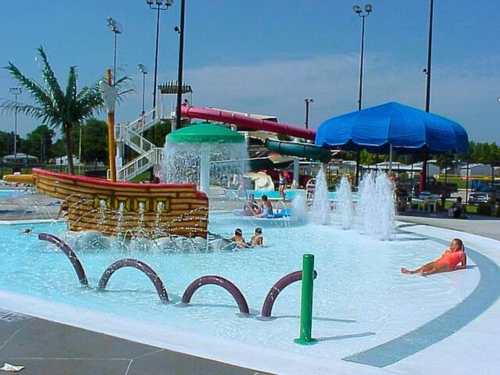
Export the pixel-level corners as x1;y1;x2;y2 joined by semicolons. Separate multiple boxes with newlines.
315;102;468;154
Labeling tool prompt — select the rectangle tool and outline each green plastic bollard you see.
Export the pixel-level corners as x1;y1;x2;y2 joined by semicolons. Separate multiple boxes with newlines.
294;253;317;345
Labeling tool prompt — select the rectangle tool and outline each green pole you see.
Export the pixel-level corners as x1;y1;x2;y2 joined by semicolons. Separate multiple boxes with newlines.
294;254;317;345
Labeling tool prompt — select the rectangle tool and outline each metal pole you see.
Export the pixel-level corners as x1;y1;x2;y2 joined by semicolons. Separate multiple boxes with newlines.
425;0;434;113
152;4;161;117
305;101;309;129
79;126;82;173
113;32;117;85
175;0;186;132
389;144;393;173
465;160;469;208
106;69;117;182
294;254;317;345
13;93;18;160
142;72;146;115
355;13;367;187
355;150;361;186
421;0;434;192
358;15;366;111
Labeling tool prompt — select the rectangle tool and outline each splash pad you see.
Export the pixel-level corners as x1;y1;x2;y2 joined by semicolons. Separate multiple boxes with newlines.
162;122;248;194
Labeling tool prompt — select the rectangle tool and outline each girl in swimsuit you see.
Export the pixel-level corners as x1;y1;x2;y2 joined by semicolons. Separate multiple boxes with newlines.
401;238;467;276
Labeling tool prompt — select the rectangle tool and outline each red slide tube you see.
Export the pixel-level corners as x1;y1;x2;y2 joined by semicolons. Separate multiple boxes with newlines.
181;105;316;141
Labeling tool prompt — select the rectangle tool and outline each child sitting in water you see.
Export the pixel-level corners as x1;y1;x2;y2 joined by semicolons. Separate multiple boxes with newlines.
243;194;260;216
256;195;273;218
250;227;264;247
401;238;467;276
231;228;249;249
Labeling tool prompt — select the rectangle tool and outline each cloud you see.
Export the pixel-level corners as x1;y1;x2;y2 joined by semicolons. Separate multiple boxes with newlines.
3;53;499;144
183;53;500;143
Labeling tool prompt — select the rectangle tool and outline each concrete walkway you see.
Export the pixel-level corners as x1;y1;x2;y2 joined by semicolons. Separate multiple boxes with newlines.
0;309;266;375
397;213;500;241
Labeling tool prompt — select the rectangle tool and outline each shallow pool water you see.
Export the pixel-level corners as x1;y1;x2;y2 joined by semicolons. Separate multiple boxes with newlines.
0;214;479;361
0;190;21;200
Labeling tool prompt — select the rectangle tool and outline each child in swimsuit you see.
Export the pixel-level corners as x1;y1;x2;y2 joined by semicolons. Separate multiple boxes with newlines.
257;195;273;218
231;228;249;249
401;238;467;276
250;227;264;247
278;172;286;199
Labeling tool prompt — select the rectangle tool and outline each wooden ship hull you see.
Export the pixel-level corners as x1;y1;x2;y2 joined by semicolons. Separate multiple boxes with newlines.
31;168;209;238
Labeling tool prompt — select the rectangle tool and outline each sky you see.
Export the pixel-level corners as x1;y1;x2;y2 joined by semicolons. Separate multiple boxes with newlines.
0;0;499;143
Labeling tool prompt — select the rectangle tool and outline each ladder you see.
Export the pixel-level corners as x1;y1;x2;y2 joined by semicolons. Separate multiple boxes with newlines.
115;108;166;181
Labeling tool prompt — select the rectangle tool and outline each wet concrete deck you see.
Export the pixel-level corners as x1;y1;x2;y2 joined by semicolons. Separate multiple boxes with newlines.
0;308;265;375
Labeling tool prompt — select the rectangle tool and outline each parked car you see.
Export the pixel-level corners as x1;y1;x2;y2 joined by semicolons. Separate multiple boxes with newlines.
468;192;494;205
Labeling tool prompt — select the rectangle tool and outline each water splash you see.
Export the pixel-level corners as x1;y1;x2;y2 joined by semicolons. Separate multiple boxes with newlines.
291;190;307;224
311;166;330;225
137;202;145;233
356;172;395;240
115;202;125;239
97;199;107;230
154;201;165;237
336;176;354;230
161;140;249;197
375;173;395;240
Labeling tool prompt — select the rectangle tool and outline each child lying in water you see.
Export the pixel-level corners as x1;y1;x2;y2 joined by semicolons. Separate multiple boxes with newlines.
401;238;467;276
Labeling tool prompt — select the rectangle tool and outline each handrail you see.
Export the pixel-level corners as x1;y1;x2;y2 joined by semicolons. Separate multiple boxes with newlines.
117;147;162;180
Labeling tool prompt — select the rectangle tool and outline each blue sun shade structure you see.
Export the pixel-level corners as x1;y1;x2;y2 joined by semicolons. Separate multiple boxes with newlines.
315;102;468;154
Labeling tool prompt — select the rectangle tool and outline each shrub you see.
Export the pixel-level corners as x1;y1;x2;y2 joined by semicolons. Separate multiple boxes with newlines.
477;203;492;216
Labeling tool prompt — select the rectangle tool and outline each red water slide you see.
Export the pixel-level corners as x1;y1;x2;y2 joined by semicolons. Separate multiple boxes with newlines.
180;105;316;140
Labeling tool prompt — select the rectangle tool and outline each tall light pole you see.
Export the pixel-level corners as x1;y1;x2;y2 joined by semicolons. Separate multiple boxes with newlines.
9;88;22;161
106;17;122;85
304;98;314;129
146;0;173;116
138;64;148;116
175;0;186;132
420;0;434;192
353;3;373;186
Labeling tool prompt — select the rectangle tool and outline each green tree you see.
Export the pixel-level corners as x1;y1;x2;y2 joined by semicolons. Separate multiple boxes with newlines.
76;119;108;164
0;131;12;157
20;125;54;162
1;47;103;174
359;149;376;165
436;152;455;184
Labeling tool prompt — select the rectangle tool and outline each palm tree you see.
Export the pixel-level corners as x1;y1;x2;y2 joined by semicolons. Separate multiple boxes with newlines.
2;47;103;174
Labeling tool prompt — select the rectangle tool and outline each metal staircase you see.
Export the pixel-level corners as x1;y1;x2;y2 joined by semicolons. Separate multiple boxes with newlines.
115;108;166;181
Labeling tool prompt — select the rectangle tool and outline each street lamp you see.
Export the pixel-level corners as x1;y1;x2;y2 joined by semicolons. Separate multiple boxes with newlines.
106;17;123;84
304;98;314;129
138;64;148;115
353;4;373;186
145;0;174;116
420;0;434;192
174;0;186;132
9;87;22;160
353;3;373;111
